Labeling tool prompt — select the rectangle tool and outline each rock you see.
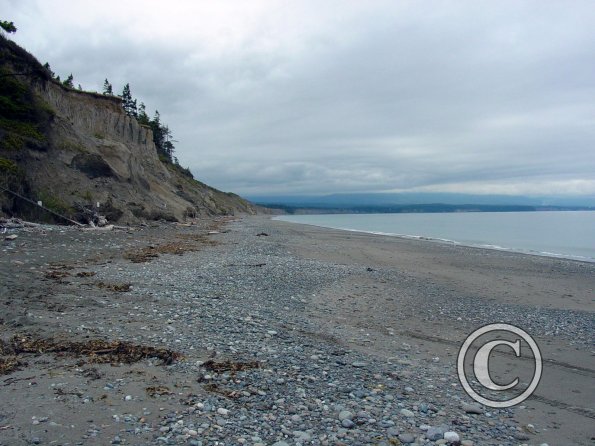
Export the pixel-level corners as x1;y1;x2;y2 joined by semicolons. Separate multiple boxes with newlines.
427;426;447;441
514;432;530;441
351;361;367;368
398;433;415;443
462;403;483;414
444;431;460;443
400;408;414;418
461;441;474;446
341;419;355;429
338;410;353;421
217;408;229;416
272;442;289;446
4;234;17;240
293;431;311;441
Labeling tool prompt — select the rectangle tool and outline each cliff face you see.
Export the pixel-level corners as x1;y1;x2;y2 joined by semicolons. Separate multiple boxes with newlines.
0;36;257;223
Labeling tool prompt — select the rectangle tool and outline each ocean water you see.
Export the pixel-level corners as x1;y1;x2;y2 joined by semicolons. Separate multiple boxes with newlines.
275;211;595;262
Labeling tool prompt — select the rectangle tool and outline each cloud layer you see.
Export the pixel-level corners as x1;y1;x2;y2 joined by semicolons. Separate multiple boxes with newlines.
5;0;595;196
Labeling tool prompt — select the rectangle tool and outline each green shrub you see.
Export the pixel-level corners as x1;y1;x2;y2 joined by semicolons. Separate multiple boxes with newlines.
37;191;73;216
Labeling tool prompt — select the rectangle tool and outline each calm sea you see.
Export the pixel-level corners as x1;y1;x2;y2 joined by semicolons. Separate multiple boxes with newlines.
275;211;595;262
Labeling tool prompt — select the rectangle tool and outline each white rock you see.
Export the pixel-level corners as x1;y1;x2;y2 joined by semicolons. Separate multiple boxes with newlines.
444;431;460;443
217;408;229;416
400;408;415;417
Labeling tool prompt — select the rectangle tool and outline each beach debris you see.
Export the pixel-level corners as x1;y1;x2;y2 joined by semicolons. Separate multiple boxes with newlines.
202;382;243;399
256;232;269;236
0;356;24;375
123;236;216;263
202;359;260;373
76;271;96;277
44;270;71;281
146;385;172;397
0;335;182;374
96;281;132;292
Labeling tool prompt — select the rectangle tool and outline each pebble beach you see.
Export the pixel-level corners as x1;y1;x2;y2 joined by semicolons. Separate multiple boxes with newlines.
0;215;593;446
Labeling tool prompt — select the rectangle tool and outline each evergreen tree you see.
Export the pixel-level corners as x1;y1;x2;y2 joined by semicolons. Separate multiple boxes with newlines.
137;102;150;126
0;20;17;34
43;62;54;77
131;98;138;118
55;75;61;82
103;78;113;95
121;83;138;117
63;73;74;88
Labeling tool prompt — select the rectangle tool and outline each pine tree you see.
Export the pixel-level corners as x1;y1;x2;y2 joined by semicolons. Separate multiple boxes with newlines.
0;20;17;34
121;83;138;117
43;62;54;78
63;73;74;88
103;78;113;95
131;98;138;118
137;102;150;126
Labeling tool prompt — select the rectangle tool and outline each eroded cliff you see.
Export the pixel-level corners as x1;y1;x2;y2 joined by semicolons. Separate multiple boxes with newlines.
0;36;257;223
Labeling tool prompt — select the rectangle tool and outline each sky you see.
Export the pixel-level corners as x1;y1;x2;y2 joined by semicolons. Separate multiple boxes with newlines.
3;0;595;197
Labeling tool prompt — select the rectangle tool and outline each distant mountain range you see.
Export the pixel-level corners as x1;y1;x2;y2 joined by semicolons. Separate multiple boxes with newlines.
249;192;595;214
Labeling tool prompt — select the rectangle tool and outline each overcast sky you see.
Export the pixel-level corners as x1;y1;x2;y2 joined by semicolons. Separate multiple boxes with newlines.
4;0;595;197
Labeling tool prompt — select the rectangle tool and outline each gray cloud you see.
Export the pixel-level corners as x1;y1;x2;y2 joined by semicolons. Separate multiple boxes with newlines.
4;0;595;196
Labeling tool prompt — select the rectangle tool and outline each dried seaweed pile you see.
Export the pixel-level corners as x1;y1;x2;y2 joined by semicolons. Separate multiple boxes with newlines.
202;359;260;373
123;235;218;263
0;335;182;375
95;281;132;292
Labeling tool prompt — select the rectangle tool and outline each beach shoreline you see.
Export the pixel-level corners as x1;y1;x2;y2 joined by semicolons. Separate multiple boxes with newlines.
273;211;595;264
0;215;593;445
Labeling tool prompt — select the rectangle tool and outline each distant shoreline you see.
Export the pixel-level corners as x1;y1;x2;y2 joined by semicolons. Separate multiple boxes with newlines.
261;203;595;215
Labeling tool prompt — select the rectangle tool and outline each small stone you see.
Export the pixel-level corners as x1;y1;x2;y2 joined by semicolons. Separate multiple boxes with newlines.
400;408;414;418
462;403;483;414
31;438;41;445
293;431;311;441
398;433;415;444
444;431;460;443
338;410;353;421
351;361;367;368
5;234;17;241
461;441;474;446
427;426;446;441
341;419;355;429
124;395;132;401
272;442;289;446
111;436;121;445
217;408;229;416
